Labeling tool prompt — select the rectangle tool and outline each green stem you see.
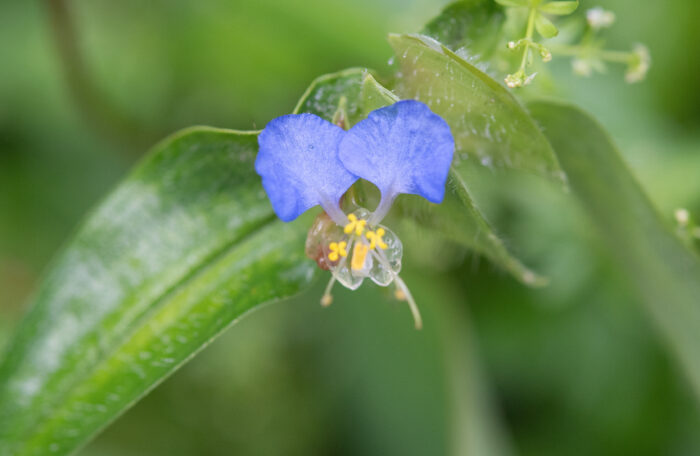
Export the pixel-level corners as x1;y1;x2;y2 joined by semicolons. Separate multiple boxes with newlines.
547;44;582;56
46;0;149;152
519;7;538;71
549;44;633;64
598;50;633;63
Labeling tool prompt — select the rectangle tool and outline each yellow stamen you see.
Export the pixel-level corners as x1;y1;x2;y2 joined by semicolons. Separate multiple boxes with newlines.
365;228;388;250
343;214;357;234
344;213;367;236
328;241;348;262
321;294;333;307
351;243;369;271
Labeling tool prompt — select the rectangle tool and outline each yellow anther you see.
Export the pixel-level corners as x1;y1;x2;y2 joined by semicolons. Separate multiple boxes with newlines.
321;294;333;307
365;228;388;250
343;214;357;234
328;241;348;262
344;213;367;236
351;243;369;271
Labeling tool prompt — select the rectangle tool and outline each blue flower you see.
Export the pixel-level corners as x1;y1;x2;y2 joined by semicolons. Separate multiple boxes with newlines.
255;100;454;330
255;113;357;223
338;100;454;223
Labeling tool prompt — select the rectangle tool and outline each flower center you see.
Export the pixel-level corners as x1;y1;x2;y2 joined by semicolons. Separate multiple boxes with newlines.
332;216;390;271
327;241;348;262
344;213;367;236
307;207;421;329
365;228;388;250
351;243;369;271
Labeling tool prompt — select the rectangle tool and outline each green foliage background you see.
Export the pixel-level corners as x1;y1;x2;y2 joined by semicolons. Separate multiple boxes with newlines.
1;0;700;455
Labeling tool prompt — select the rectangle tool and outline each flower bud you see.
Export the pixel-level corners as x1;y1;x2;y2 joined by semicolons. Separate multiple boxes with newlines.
625;44;651;83
586;7;616;29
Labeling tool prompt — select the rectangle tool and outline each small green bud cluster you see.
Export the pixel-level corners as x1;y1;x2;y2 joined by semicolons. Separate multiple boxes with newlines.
497;0;578;87
586;6;615;30
497;1;650;88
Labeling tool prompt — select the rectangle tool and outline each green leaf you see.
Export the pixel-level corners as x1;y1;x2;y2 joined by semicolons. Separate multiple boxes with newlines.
360;73;400;115
529;101;700;401
0;127;316;455
534;13;559;38
361;72;545;286
389;33;564;184
293;67;369;125
493;0;528;7
398;177;547;286
430;278;516;456
538;0;578;15
421;0;506;57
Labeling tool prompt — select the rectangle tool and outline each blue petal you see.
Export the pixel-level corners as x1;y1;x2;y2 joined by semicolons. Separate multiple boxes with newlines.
256;114;358;222
338;100;454;204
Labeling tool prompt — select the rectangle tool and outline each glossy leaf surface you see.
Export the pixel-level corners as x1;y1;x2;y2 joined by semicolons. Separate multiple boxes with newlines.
362;71;545;285
389;33;564;184
421;0;506;57
0;128;316;455
529;101;700;400
293;67;369;126
360;73;399;115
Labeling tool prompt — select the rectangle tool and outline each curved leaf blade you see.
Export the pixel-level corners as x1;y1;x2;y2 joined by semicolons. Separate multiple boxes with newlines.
397;175;547;286
362;73;545;285
534;13;558;38
389;33;565;184
0;127;316;454
494;0;528;7
293;67;369;125
529;101;700;400
360;73;400;115
538;1;578;15
421;0;506;57
430;278;516;456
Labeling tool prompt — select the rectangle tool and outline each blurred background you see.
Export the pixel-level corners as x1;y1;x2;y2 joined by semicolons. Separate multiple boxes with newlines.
1;0;700;455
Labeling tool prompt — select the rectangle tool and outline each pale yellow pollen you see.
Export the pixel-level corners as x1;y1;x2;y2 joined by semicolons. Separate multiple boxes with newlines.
328;241;348;262
343;214;357;234
351;243;369;271
365;228;388;250
344;213;367;236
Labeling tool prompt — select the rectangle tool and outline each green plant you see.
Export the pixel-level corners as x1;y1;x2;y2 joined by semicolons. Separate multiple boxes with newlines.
2;2;698;456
